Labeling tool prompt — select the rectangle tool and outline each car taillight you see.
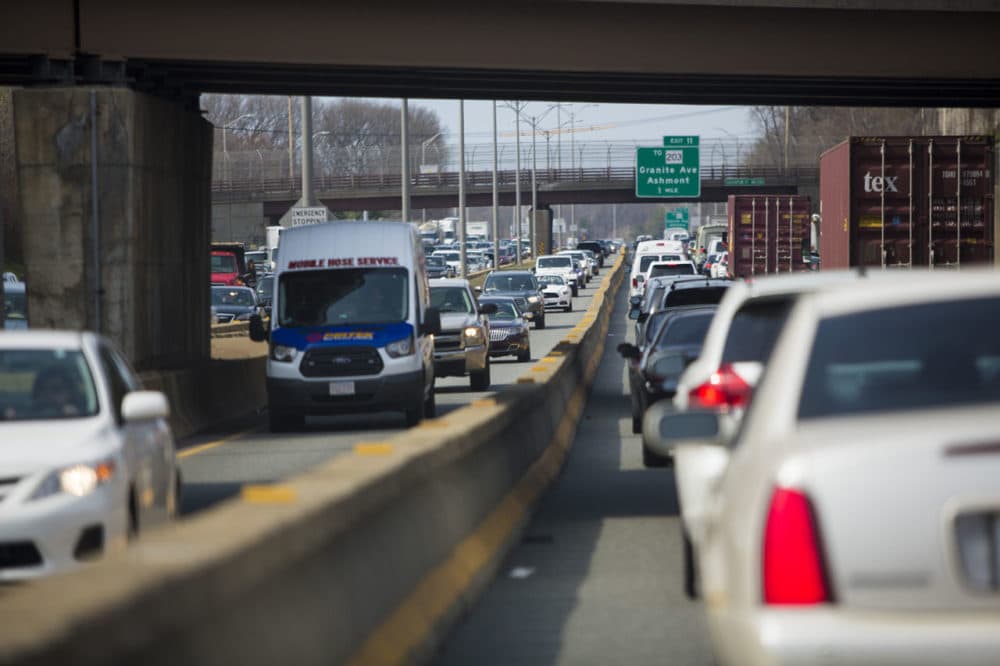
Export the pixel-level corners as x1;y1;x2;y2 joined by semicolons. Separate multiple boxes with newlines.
688;363;752;409
763;487;830;605
632;277;638;288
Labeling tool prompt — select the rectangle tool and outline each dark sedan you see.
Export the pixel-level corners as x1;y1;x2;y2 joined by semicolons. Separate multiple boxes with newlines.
478;296;532;362
618;306;717;464
477;270;546;329
426;254;455;279
211;286;261;323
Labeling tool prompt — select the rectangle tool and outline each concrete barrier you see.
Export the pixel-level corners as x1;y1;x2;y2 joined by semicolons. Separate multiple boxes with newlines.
209;321;250;338
0;253;625;666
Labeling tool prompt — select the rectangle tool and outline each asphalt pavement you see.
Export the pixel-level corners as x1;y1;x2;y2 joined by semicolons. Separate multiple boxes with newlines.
432;276;715;666
178;272;608;516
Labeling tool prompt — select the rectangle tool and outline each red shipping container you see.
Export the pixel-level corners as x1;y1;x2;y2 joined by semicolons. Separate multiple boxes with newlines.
727;195;812;279
819;136;994;269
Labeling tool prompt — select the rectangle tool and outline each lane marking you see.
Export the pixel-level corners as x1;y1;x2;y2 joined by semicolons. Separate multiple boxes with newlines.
242;484;297;504
177;427;258;459
354;442;395;456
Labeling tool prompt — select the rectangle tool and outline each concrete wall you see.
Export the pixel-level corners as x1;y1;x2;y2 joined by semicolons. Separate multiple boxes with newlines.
14;87;212;369
211;201;265;247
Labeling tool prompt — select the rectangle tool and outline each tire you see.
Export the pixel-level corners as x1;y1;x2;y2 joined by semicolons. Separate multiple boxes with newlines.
404;400;423;427
517;345;531;362
535;313;546;330
269;409;304;433
684;531;699;600
424;385;436;419
470;357;491;391
642;444;670;468
127;488;139;540
631;396;642;434
571;284;579;297
167;470;182;519
563;302;572;313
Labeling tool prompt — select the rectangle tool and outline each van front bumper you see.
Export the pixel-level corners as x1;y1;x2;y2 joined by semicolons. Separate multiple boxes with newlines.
267;370;425;416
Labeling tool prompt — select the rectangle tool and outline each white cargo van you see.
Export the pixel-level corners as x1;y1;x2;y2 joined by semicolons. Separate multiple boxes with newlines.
629;239;688;298
250;221;441;431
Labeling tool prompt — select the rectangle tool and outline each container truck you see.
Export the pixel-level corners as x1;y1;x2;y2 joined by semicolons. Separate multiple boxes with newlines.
726;195;811;278
819;136;995;269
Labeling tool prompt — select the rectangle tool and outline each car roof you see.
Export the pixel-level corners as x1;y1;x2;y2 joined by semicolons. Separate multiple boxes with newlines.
0;330;91;349
488;270;532;277
669;277;730;291
429;278;471;287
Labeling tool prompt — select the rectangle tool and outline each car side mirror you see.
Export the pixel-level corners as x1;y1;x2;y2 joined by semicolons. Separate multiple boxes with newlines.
249;313;269;342
122;391;170;423
479;303;498;315
616;343;641;360
628;308;641;321
636;312;649;324
474;285;482;295
422;307;442;336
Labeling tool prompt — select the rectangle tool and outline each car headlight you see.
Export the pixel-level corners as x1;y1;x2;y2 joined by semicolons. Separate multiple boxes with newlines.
527;296;540;304
271;344;296;362
31;459;117;501
462;326;484;346
386;335;415;358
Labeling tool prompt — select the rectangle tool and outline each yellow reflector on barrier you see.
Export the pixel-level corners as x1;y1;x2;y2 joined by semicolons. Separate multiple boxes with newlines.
531;366;547;373
516;377;536;384
472;398;497;408
418;420;450;428
354;443;395;456
242;485;297;504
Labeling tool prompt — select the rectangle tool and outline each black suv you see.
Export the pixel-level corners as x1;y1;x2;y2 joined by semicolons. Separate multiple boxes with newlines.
577;241;606;268
477;270;546;329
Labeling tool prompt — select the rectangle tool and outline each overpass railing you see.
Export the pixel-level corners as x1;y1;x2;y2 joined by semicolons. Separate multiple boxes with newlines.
211;165;819;198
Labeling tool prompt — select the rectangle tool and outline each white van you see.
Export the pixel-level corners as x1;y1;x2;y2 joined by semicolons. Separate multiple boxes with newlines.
629;239;688;297
534;254;579;297
250;221;441;431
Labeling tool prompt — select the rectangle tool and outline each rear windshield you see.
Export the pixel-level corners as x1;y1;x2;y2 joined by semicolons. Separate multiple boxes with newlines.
484;274;536;292
639;255;681;273
212;288;256;307
538;275;565;286
664;286;728;308
649;264;695;278
798;297;1000;420
279;268;409;327
653;312;715;351
538;257;572;269
0;349;100;421
720;298;794;364
211;254;238;274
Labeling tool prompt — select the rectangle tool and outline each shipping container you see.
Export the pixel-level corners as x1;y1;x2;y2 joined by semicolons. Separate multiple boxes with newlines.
819;136;995;269
726;195;812;278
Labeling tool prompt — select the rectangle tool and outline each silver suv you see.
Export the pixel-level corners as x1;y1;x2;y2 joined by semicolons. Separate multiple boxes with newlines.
429;279;494;390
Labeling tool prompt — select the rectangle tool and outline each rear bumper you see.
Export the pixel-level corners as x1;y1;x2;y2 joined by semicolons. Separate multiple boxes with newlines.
267;370;425;416
709;606;1000;666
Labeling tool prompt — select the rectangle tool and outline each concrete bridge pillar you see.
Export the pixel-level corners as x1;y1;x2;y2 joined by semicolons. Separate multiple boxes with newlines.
13;87;212;369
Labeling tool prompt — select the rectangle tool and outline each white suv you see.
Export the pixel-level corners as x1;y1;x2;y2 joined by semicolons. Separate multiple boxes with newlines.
534;255;579;297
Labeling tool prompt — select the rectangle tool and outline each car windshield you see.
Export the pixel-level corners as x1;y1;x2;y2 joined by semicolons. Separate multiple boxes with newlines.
245;252;267;265
0;349;99;421
538;275;565;286
484;301;519;321
538;257;571;269
484;274;535;292
211;254;238;273
721;298;794;364
3;288;26;322
649;264;695;278
798;297;1000;420
426;256;445;267
430;285;475;314
639;255;677;272
255;277;273;298
212;288;256;307
278;268;409;327
437;252;460;261
653;311;714;351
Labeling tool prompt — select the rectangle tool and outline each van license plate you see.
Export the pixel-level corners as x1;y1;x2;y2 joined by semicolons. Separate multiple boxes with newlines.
329;382;355;396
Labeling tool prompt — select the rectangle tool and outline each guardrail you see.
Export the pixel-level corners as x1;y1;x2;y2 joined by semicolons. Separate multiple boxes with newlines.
0;255;626;666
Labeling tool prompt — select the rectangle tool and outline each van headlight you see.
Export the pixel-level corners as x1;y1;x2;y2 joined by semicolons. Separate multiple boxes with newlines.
527;296;540;304
462;326;484;346
271;344;296;362
386;335;414;358
31;459;117;500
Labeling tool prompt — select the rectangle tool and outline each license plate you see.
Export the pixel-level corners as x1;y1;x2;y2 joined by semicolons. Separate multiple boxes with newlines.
329;381;356;396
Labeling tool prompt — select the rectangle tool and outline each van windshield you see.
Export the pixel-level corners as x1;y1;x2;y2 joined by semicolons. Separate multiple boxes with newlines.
538;257;571;269
211;254;238;274
278;268;409;327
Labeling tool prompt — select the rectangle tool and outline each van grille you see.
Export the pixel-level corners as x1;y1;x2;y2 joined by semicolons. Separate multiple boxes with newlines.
300;346;383;377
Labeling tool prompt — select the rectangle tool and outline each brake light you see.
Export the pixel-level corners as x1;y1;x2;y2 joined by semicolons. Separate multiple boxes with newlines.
688;363;752;409
763;487;830;605
632;277;638;288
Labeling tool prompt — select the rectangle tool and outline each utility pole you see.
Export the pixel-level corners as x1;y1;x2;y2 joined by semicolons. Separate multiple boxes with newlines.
458;100;467;277
287;97;294;180
783;105;790;172
612;203;617;239
401;98;410;222
301;96;315;206
492;100;500;270
530;114;538;257
514;104;523;264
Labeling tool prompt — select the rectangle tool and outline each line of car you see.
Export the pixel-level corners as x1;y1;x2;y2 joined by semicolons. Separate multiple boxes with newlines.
623;249;1000;663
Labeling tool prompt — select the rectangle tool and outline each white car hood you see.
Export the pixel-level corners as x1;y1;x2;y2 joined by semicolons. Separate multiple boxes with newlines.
440;312;477;331
0;418;115;476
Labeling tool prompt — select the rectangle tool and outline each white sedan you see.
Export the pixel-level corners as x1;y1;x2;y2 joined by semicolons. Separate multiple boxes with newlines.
648;271;1000;665
0;331;179;581
536;274;573;312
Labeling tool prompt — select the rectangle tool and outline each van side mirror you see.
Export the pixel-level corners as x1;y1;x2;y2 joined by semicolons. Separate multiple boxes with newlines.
422;307;442;336
628;308;642;321
249;314;268;342
616;343;641;360
636;312;649;324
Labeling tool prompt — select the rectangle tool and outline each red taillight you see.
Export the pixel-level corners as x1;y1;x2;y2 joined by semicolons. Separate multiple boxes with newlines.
763;487;830;605
632;277;638;288
688;363;752;409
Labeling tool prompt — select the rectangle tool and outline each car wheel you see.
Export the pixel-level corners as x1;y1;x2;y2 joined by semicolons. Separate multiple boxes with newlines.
563;302;572;313
167;469;182;519
127;488;139;540
571;284;579;297
424;384;436;418
517;345;531;362
684;530;699;600
269;409;304;432
470;357;491;391
535;313;546;330
404;399;424;427
631;396;642;434
642;444;670;468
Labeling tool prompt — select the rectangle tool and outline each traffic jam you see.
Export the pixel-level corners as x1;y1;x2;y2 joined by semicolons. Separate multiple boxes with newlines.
619;135;1000;664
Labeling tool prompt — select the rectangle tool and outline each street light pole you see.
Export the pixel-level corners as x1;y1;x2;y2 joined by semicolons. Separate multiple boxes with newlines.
531;114;538;257
514;105;522;264
492;101;499;270
420;131;442;224
301;96;315;206
401;98;410;222
458;100;467;277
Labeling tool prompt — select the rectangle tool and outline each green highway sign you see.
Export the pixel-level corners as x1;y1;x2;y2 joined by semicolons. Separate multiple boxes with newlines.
665;208;690;230
636;138;701;198
725;177;766;186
